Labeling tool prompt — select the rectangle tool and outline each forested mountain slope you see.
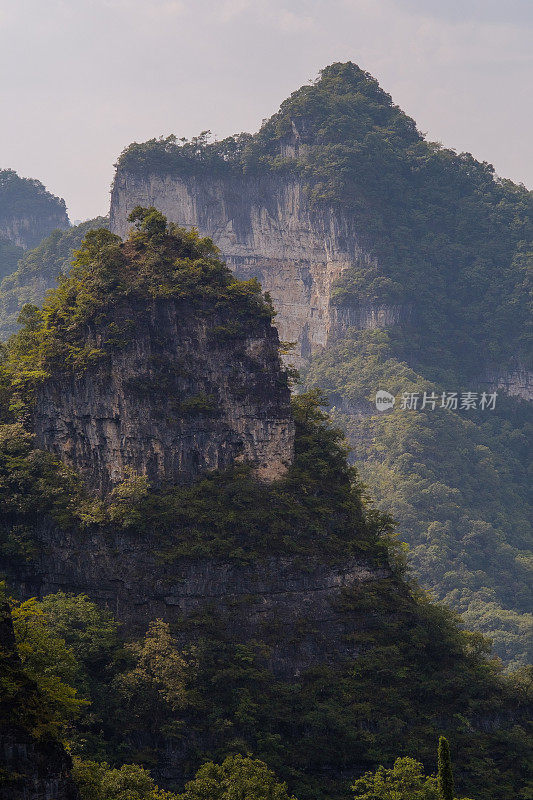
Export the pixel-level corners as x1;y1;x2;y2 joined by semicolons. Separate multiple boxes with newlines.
0;211;531;800
0;597;79;800
108;63;532;665
0;217;108;340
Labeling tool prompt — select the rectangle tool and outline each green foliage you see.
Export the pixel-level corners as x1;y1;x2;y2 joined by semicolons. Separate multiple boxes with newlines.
0;596;66;742
10;596;88;731
0;423;86;558
73;758;178;800
351;754;475;800
35;592;121;692
304;331;533;668
73;754;295;800
438;738;455;800
0;217;109;341
4;590;125;758
116;132;252;178
178;755;297;800
115;620;189;738
0;169;68;249
0;169;66;221
351;757;438;800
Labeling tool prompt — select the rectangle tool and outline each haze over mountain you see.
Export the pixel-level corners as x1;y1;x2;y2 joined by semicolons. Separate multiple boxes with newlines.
1;0;531;220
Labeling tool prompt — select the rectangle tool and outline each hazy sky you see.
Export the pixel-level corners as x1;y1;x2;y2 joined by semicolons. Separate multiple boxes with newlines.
1;0;531;221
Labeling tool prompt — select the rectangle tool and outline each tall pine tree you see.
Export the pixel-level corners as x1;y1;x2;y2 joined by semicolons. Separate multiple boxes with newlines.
438;736;454;800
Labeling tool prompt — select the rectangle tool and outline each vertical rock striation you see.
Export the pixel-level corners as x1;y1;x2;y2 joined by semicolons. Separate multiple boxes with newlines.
110;173;396;368
33;296;294;496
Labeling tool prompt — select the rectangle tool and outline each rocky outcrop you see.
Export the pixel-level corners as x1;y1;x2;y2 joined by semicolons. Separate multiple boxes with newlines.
5;522;392;679
33;296;294;495
0;169;69;250
480;364;533;403
110;173;406;368
0;604;78;800
0;212;69;251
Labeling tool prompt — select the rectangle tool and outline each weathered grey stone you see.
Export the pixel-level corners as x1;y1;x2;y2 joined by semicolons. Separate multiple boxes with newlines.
0;211;69;250
33;296;294;496
109;173;408;368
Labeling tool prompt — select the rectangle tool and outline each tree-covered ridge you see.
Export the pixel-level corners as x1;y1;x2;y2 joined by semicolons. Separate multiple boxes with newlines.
0;169;65;215
0;217;109;341
304;330;533;668
0;169;67;219
0;208;272;412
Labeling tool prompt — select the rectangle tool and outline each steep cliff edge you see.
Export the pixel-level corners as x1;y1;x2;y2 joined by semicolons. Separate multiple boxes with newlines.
110;173;398;368
16;208;293;495
33;293;293;494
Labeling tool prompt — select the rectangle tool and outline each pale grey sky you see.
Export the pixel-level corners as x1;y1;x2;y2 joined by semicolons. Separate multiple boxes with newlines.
1;0;531;221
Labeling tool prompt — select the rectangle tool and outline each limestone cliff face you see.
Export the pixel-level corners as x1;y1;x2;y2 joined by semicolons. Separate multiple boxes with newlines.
0;211;69;251
0;605;78;800
109;170;531;401
33;296;294;496
0;168;69;251
481;364;533;403
110;173;407;368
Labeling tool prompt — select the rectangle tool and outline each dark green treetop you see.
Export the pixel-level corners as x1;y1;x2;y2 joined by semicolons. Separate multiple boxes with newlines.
437;737;454;800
